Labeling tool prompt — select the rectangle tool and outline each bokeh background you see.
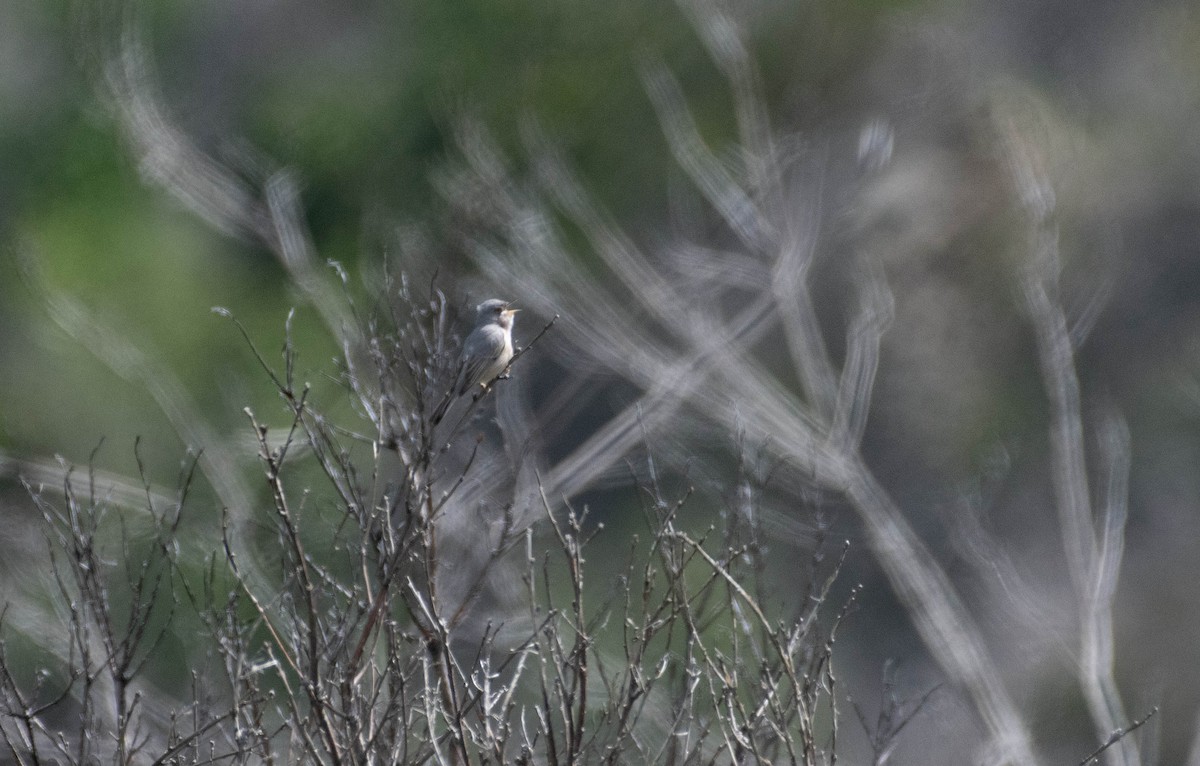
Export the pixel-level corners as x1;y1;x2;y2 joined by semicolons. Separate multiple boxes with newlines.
3;0;1200;763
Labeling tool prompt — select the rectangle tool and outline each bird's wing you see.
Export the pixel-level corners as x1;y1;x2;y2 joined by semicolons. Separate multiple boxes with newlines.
457;325;507;395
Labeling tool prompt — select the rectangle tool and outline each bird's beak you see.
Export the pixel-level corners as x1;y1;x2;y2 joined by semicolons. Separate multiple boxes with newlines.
502;307;520;317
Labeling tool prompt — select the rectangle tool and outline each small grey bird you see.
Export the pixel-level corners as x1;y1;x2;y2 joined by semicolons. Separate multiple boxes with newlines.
432;299;517;423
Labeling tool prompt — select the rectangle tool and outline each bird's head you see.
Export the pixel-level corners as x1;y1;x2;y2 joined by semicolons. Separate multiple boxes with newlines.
476;298;518;329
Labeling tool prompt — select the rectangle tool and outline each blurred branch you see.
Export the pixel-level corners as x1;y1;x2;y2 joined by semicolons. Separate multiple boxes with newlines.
17;250;256;521
677;0;779;205
831;256;893;451
0;449;176;515
1020;226;1097;595
99;17;359;365
641;60;773;253
103;22;266;242
453;26;1040;765
1003;106;1141;766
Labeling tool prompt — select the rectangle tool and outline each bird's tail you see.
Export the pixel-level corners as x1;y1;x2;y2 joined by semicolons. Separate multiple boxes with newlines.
430;390;454;425
430;361;468;425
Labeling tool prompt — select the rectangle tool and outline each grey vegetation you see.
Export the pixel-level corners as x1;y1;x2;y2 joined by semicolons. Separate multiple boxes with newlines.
0;1;1171;764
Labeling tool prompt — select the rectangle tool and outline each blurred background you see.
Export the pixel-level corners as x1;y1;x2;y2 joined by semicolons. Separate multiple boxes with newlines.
3;0;1200;763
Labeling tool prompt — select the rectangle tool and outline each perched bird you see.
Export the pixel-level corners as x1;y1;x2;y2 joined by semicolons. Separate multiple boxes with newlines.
432;299;518;423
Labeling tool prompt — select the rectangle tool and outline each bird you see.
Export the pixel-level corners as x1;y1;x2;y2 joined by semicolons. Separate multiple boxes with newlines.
432;299;518;423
